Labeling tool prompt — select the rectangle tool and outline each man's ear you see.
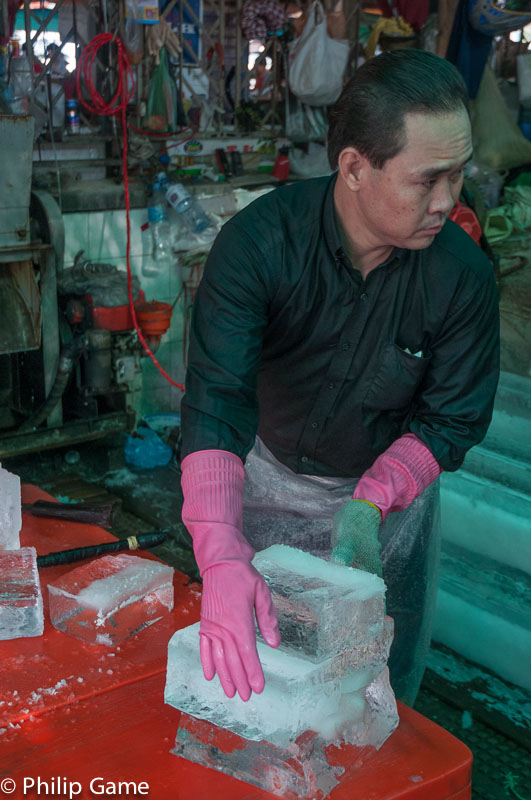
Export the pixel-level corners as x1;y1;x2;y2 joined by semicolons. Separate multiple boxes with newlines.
337;147;366;192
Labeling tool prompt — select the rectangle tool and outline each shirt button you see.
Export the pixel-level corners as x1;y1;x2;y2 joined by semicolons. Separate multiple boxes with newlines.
341;342;350;350
328;382;335;389
301;456;309;463
360;292;368;301
311;421;319;429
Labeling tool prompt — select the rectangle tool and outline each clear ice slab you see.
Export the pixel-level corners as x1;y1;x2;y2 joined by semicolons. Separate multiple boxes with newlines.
0;547;44;640
172;713;347;800
166;544;397;798
0;464;21;550
48;553;174;646
165;622;397;748
252;545;386;660
170;676;398;799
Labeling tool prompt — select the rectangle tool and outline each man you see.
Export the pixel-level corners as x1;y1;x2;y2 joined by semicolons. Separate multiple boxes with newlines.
46;43;68;77
179;49;500;707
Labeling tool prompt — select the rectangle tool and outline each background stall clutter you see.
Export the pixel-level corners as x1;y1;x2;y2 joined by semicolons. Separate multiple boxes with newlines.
0;0;530;798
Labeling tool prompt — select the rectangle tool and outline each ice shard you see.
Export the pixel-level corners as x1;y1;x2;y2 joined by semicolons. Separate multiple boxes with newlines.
48;553;174;646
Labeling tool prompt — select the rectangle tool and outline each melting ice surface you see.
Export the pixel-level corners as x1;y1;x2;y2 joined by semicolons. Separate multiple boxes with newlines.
254;545;385;596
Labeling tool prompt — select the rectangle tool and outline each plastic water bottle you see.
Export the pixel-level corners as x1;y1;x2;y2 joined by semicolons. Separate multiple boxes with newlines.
165;182;212;234
144;180;172;276
66;99;80;134
157;171;169;192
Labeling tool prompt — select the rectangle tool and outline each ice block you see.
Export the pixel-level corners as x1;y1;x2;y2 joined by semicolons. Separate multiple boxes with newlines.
330;614;394;688
172;714;345;800
165;621;397;748
252;545;386;660
0;547;44;640
166;545;398;797
48;553;174;646
0;464;22;550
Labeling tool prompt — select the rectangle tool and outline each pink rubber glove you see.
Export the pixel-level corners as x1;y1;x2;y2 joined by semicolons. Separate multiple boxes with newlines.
354;433;442;520
181;449;281;701
332;434;441;571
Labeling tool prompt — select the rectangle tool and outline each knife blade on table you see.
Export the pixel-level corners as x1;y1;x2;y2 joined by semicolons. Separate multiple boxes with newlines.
22;499;121;527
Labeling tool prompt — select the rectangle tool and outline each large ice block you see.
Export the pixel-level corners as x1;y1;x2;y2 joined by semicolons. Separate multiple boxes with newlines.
165;621;397;748
0;464;21;550
48;553;174;646
0;547;44;639
252;545;386;660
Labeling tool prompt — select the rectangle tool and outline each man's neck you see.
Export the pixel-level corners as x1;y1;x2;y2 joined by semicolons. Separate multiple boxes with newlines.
333;180;393;280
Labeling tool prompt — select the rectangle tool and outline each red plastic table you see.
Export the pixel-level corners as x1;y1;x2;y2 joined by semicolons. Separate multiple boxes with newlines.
0;486;472;800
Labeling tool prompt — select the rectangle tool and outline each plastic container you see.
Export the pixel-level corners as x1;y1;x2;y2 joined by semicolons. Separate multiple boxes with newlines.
134;300;173;338
273;147;290;180
143;413;181;434
165;182;212;234
144;181;172;276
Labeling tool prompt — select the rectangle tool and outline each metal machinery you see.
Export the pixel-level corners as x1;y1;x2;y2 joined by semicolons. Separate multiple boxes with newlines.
0;114;159;459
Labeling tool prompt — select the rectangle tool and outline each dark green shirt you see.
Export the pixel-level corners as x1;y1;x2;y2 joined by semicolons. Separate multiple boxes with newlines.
181;174;500;478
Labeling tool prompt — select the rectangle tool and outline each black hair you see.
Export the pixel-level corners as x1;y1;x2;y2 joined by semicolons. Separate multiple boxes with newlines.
327;49;469;170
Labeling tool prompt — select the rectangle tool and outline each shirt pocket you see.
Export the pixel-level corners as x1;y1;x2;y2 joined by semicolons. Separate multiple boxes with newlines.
362;342;432;412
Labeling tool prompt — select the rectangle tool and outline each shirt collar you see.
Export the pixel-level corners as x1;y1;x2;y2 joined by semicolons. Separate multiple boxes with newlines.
323;172;343;266
322;171;406;275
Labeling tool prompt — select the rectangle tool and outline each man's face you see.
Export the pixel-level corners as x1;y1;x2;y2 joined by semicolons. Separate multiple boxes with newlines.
357;108;473;250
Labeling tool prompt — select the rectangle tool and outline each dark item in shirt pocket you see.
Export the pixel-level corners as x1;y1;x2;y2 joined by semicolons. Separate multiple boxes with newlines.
363;342;432;412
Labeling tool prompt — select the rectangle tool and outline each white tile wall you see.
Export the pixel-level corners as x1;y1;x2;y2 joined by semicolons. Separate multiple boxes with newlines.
63;208;148;266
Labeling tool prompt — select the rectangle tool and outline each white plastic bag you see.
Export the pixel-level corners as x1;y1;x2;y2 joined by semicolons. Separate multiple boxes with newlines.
285;90;329;140
290;142;332;178
288;0;349;107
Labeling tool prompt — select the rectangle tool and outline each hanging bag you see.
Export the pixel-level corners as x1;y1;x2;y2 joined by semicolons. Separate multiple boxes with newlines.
145;46;177;132
288;0;349;107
